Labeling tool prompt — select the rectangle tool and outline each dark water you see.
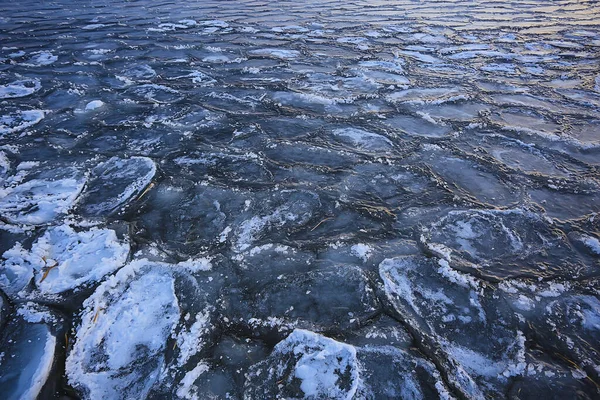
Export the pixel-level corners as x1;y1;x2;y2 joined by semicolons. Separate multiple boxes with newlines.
0;0;599;399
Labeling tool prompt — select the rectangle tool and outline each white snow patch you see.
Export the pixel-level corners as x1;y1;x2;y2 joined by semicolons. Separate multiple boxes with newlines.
85;100;104;111
351;244;373;262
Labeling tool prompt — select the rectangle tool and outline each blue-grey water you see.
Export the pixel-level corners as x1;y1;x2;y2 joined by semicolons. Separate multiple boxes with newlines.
0;0;599;399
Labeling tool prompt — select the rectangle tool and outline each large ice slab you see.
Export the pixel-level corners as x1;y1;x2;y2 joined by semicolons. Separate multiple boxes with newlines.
76;156;156;217
0;78;41;99
423;208;586;279
244;329;454;399
0;109;46;136
0;224;129;298
379;255;525;397
244;329;361;399
0;303;63;400
67;259;218;399
0;167;85;225
227;265;380;335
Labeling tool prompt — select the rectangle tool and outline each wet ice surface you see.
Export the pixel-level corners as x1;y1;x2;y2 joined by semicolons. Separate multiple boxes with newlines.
0;0;599;398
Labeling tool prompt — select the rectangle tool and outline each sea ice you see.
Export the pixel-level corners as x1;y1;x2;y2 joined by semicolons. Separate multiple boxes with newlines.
0;224;129;298
76;156;156;217
0;170;85;225
0;79;41;99
0;303;63;400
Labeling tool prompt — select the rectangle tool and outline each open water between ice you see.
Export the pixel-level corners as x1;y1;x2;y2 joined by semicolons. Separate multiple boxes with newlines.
0;0;599;398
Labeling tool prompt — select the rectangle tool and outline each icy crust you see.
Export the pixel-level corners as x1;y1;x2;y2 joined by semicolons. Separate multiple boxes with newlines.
379;256;525;397
331;127;393;152
0;172;85;225
22;51;58;66
248;48;301;60
124;84;183;104
0;78;41;99
386;87;468;105
423;209;582;279
244;329;360;399
0;303;62;400
244;329;454;400
0;224;129;298
66;261;179;399
233;190;321;252
529;293;600;382
76;156;156;217
173;151;271;185
0;109;46;135
66;259;218;400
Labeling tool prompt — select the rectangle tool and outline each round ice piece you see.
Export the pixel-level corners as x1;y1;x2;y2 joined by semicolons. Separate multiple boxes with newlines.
0;225;129;296
0;176;85;225
245;329;360;399
0;79;41;99
76;156;156;216
84;100;104;111
0;304;62;400
0;109;46;136
66;261;180;399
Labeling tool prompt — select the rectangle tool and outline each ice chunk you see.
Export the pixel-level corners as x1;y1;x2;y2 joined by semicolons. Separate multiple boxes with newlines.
121;64;156;81
523;292;600;385
67;258;219;399
387;87;467;104
66;261;180;399
379;256;524;396
172;151;271;186
0;172;85;225
358;60;405;73
228;265;379;334
76;156;156;217
124;84;183;104
424;209;578;278
245;329;453;399
398;50;443;63
233;190;320;252
248;48;301;59
351;243;372;262
384;115;452;137
0;109;46;135
0;304;62;400
244;329;360;399
331;127;392;151
84;100;104;111
357;70;409;86
0;79;41;99
0;224;129;297
22;51;57;66
426;155;517;207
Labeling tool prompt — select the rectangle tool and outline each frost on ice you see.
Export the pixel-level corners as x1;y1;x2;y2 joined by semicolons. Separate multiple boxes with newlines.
0;224;129;298
76;156;156;217
0;167;85;225
0;303;63;400
66;259;219;399
0;78;41;99
379;255;526;397
244;329;361;399
0;109;46;136
244;329;454;399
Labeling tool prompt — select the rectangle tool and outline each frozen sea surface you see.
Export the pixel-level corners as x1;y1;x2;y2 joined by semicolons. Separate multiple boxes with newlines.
0;0;599;398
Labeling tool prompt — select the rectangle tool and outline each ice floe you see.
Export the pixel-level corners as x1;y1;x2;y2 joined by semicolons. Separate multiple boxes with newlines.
76;156;156;217
0;109;46;136
0;168;85;225
0;78;41;99
0;224;129;298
